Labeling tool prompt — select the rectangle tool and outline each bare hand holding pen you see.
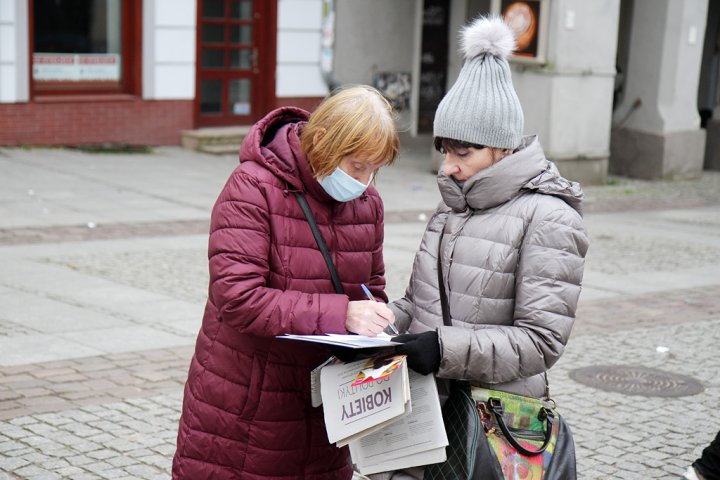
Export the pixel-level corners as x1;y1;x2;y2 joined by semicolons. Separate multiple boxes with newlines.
345;301;396;336
345;284;397;336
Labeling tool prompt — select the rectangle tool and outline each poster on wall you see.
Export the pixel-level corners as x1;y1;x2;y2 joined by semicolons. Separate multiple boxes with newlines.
33;53;121;81
373;72;411;112
320;0;336;88
491;0;548;63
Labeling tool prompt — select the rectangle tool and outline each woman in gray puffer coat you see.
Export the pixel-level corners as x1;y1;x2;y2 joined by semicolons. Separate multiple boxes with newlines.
391;16;589;402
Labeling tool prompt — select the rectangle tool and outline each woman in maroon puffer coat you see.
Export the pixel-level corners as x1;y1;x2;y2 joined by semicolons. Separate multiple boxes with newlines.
172;86;400;479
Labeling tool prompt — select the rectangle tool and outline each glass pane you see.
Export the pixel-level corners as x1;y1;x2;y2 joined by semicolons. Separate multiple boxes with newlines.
230;0;252;20
201;79;222;113
230;25;252;45
202;0;225;19
202;24;225;43
229;49;251;69
33;0;123;82
202;49;225;68
229;79;251;116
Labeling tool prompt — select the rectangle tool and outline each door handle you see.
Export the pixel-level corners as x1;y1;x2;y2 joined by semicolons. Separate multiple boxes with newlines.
252;48;259;74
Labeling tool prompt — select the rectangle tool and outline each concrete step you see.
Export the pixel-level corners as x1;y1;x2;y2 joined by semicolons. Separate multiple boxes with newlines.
181;126;251;153
199;143;242;155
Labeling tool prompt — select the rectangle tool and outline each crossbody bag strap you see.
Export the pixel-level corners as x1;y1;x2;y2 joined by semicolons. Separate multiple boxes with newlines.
294;192;344;295
436;229;452;327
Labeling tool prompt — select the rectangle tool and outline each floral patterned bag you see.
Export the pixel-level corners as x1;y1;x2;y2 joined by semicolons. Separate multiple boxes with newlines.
424;382;576;480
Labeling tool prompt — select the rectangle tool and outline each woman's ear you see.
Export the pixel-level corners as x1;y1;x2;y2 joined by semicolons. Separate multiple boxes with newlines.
492;148;512;163
312;128;327;147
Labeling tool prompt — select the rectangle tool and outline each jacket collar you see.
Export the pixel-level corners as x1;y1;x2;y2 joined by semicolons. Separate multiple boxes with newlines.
438;135;550;212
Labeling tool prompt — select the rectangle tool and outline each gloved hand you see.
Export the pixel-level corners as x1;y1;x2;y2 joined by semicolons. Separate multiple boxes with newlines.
393;331;441;375
328;345;358;363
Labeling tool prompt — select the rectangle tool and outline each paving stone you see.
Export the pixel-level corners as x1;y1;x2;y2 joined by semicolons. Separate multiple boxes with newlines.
26;471;62;480
614;470;644;479
16;452;53;465
31;367;79;379
0;456;29;472
70;441;102;453
55;466;88;477
0;440;24;453
3;447;34;457
614;460;648;472
105;456;139;468
96;468;133;480
592;454;619;466
663;464;687;476
38;458;71;472
67;474;103;480
123;464;163;477
12;465;47;477
64;454;95;467
7;416;36;427
86;449;120;460
83;461;116;474
33;413;73;426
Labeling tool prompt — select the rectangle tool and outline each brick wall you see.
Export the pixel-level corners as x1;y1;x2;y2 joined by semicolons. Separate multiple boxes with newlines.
0;98;194;146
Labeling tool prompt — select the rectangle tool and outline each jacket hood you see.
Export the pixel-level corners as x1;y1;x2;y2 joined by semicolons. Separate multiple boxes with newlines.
239;107;337;202
437;135;584;214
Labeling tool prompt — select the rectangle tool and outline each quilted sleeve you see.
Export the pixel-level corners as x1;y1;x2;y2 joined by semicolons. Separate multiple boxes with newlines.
437;205;589;384
208;171;349;337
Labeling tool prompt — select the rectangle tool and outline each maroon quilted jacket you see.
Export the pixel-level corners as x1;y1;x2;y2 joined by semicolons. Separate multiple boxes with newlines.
172;107;388;479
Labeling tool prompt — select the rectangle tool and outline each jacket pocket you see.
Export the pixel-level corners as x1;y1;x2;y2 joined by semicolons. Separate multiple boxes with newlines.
239;351;268;421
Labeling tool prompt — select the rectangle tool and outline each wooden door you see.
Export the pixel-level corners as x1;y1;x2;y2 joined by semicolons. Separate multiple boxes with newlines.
195;0;276;127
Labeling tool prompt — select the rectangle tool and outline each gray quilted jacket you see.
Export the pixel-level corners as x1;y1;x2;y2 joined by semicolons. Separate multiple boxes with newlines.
391;136;589;398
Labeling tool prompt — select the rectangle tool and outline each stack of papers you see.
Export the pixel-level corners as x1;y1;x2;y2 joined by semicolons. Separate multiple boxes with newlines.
320;355;412;447
349;369;448;474
318;354;449;474
279;333;401;349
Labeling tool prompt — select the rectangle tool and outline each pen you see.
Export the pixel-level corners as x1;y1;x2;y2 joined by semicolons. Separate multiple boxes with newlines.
360;283;400;335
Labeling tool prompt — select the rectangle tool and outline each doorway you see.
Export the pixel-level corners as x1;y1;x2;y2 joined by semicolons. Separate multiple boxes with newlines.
195;0;276;127
417;0;450;134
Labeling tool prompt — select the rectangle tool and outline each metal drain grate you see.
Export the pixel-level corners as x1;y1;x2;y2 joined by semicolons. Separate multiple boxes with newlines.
569;365;704;397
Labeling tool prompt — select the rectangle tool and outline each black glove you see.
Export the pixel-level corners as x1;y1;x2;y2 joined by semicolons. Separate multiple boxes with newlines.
328;345;359;362
393;331;441;375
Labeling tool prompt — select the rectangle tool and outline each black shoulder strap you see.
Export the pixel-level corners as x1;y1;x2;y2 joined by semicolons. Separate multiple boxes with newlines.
436;229;452;327
294;192;344;294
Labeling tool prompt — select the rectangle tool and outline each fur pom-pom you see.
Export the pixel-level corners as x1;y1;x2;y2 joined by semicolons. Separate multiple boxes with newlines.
461;15;516;60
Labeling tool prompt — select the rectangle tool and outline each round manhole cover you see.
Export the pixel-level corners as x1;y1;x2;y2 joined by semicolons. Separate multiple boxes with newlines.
569;365;704;397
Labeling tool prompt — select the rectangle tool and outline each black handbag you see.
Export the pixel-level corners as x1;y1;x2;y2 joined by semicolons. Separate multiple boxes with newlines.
424;232;577;480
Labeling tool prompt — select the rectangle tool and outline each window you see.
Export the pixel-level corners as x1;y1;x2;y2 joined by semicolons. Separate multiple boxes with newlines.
31;0;141;96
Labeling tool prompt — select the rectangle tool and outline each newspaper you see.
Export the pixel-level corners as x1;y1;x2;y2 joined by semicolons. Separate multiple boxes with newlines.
320;355;411;446
349;370;448;474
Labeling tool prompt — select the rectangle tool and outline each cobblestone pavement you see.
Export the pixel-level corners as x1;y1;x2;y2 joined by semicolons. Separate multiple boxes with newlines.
1;148;719;479
2;286;719;479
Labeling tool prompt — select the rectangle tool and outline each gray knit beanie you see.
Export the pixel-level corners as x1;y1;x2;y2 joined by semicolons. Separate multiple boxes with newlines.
433;16;524;149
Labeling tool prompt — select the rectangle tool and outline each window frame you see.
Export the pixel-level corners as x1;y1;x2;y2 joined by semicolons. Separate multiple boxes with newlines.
28;0;142;98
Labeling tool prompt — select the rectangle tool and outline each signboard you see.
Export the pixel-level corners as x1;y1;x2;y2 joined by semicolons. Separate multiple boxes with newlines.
33;53;121;81
491;0;549;64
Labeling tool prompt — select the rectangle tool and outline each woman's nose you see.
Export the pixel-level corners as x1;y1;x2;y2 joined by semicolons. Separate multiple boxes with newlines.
355;172;372;185
442;159;458;177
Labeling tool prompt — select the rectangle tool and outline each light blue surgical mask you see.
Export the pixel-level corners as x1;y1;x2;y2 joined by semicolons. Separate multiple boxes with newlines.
318;167;370;202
